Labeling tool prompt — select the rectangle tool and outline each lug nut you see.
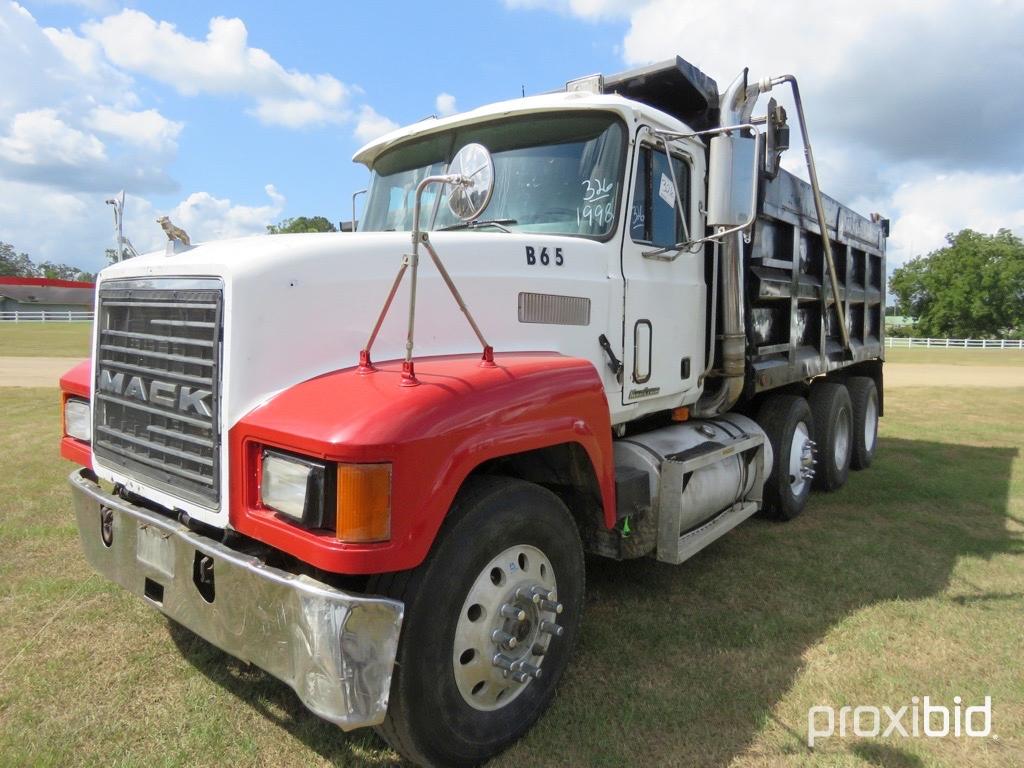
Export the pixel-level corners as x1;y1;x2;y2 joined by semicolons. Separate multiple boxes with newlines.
491;629;518;649
539;620;564;637
492;653;515;671
515;586;541;604
533;586;555;601
540;599;563;614
512;671;530;683
500;603;526;621
520;662;542;679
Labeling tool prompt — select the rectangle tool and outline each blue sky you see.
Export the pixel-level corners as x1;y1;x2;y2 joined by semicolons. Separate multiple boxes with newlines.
2;0;1023;272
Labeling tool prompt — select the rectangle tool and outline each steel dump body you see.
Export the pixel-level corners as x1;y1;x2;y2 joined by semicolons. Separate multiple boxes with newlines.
746;169;886;393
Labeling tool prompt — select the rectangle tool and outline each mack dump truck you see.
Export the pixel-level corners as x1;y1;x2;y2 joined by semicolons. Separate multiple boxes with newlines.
59;57;887;766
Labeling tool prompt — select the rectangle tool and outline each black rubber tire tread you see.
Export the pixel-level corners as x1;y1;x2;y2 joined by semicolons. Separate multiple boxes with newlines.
756;394;814;521
808;382;853;491
846;376;878;470
367;475;585;768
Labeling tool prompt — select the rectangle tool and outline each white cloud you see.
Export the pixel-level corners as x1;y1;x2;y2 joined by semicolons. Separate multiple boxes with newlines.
85;106;183;152
617;0;1024;169
0;3;178;194
249;98;348;129
884;171;1024;265
435;92;458;117
166;184;286;243
354;105;399;143
0;109;106;165
0;4;394;271
82;11;352;128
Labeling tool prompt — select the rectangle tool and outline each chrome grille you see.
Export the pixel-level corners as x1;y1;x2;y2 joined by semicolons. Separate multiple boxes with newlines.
93;278;223;509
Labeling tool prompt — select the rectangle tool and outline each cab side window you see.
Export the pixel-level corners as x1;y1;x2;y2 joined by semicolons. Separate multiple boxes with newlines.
630;146;690;248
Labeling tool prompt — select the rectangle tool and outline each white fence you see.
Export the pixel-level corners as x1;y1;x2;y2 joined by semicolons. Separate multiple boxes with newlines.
886;336;1024;350
0;311;93;322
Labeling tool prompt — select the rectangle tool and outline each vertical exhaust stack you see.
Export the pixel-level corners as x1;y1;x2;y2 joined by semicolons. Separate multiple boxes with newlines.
693;70;760;418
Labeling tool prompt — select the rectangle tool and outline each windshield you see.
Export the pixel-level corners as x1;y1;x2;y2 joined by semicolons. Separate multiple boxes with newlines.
360;112;626;238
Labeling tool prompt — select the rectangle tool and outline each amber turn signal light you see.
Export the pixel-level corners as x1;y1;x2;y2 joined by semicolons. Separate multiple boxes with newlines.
335;463;391;542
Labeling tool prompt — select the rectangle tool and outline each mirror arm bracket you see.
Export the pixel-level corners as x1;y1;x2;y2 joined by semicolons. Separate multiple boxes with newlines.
360;159;496;382
644;123;761;256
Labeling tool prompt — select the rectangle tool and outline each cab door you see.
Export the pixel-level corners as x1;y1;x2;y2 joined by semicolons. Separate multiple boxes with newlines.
620;137;705;408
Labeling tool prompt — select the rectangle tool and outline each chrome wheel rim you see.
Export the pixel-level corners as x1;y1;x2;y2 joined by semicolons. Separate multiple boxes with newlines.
864;395;878;452
834;408;851;469
452;544;562;711
788;420;815;496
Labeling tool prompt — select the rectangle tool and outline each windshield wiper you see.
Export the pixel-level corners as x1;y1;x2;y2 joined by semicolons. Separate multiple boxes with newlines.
438;218;517;232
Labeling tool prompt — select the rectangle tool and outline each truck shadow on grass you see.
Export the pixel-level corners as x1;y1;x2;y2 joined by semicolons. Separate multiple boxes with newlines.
168;437;1020;767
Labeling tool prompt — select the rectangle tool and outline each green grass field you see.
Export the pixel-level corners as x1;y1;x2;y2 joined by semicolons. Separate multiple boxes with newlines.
0;382;1022;767
0;322;92;357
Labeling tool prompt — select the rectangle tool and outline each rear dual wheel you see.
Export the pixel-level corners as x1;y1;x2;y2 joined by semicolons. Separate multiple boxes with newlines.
757;394;816;520
846;376;879;470
757;379;866;520
370;476;584;768
808;382;853;492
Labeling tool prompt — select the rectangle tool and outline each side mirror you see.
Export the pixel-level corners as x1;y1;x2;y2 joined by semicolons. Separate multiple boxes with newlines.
707;133;758;228
446;143;495;221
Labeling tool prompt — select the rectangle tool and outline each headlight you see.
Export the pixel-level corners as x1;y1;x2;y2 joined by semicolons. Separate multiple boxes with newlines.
64;398;91;442
261;450;328;528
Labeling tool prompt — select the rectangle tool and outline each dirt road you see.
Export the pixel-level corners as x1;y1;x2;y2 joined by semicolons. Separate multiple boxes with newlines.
0;357;85;387
2;357;1022;389
883;363;1024;388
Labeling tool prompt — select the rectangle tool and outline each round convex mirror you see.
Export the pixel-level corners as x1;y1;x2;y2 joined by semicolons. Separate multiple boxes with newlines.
446;143;494;221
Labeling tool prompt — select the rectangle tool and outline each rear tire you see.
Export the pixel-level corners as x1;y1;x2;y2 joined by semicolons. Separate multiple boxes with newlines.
808;382;853;491
756;394;815;521
847;376;879;470
369;476;585;768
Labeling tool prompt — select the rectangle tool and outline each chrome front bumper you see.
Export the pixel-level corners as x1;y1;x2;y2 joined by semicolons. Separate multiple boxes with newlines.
69;469;404;730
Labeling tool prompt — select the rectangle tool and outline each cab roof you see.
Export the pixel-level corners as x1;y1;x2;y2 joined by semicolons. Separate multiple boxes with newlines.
351;91;693;169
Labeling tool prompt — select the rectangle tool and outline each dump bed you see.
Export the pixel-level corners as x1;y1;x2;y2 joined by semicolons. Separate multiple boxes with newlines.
745;169;886;392
600;56;887;394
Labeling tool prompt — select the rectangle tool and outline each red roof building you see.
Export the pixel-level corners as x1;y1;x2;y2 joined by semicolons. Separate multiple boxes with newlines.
0;276;96;313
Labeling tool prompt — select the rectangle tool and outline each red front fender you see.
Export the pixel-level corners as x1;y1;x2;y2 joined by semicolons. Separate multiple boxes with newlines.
59;359;92;468
230;353;616;574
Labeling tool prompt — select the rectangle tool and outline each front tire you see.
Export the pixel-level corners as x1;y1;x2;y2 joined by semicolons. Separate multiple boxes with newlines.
370;476;585;767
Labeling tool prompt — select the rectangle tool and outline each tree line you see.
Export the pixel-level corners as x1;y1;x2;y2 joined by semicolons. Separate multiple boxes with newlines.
889;229;1023;340
0;241;96;282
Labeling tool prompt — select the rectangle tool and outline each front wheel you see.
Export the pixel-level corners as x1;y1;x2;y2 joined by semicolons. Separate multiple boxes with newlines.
370;476;585;767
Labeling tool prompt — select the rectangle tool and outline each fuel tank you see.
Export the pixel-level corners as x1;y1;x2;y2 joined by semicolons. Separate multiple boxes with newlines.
613;414;772;555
